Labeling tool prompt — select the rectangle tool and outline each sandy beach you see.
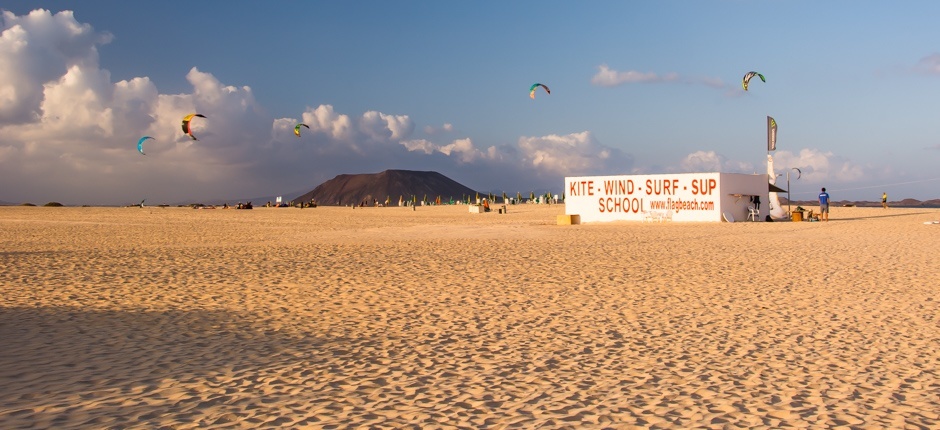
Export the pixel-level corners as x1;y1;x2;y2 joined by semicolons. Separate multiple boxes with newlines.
1;204;938;429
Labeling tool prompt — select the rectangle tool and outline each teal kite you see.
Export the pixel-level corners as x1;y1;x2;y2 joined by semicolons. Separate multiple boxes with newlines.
137;136;154;155
529;83;550;99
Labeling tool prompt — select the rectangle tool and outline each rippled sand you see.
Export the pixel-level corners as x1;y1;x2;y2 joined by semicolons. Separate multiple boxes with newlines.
1;205;938;428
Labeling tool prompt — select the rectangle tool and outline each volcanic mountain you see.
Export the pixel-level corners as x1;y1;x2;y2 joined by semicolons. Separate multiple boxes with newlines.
293;170;480;206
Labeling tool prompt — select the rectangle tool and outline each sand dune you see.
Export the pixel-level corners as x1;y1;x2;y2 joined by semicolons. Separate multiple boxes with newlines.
1;205;938;428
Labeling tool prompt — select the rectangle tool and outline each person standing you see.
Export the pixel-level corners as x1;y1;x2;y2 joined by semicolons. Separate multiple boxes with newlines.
818;187;830;222
882;192;888;209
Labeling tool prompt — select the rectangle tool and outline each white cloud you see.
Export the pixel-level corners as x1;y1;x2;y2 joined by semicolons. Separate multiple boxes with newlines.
438;138;482;163
591;64;730;92
591;64;679;87
400;139;436;154
287;106;414;155
399;137;493;163
675;149;865;185
0;9;112;125
400;131;629;175
272;117;300;140
679;150;722;172
516;131;629;176
41;64;115;137
142;67;268;164
679;150;754;173
300;105;353;142
0;9;635;204
766;149;865;183
359;111;414;142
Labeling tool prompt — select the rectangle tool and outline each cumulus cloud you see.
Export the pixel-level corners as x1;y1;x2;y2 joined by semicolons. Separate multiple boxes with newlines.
280;106;414;156
0;9;272;204
400;137;495;163
516;131;632;176
0;9;112;125
0;9;636;205
438;138;483;163
400;131;630;177
400;139;436;154
767;149;865;183
301;104;353;142
359;111;414;142
675;148;865;185
679;150;754;173
679;151;723;172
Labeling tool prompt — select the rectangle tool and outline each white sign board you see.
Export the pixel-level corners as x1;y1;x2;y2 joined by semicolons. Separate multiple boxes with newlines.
565;173;767;223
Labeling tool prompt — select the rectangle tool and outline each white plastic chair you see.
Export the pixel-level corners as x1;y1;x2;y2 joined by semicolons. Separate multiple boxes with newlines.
747;206;760;222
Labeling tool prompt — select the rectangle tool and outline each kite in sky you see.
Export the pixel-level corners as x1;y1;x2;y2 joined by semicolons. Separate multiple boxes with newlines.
137;136;154;155
294;123;310;137
181;113;207;140
529;83;550;99
742;72;765;91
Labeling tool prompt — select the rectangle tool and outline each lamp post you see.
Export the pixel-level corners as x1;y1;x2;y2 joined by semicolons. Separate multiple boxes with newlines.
787;168;801;216
773;173;783;216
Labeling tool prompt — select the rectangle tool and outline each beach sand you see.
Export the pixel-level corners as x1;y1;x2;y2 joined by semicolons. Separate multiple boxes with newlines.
1;204;938;428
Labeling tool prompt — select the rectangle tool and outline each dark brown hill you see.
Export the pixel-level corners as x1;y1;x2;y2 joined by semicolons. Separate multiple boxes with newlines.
779;197;940;208
293;170;479;206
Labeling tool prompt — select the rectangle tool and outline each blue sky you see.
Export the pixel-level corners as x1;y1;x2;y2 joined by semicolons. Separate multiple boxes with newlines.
2;1;939;205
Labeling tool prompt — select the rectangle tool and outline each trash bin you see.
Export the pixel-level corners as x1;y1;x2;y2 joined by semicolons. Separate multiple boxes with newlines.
791;211;803;222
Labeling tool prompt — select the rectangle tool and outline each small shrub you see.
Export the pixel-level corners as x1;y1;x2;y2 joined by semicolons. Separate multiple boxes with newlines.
44;202;64;207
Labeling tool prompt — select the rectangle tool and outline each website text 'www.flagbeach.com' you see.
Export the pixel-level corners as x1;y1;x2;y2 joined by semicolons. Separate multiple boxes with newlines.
649;198;715;213
596;197;715;213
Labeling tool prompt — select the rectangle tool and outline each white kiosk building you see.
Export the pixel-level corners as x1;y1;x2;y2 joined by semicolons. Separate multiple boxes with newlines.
565;172;777;223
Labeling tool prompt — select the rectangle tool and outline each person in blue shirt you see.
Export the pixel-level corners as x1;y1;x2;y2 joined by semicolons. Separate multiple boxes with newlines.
818;187;830;222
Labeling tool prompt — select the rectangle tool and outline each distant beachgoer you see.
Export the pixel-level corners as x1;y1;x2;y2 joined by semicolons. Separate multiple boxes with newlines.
818;187;830;222
882;192;888;209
